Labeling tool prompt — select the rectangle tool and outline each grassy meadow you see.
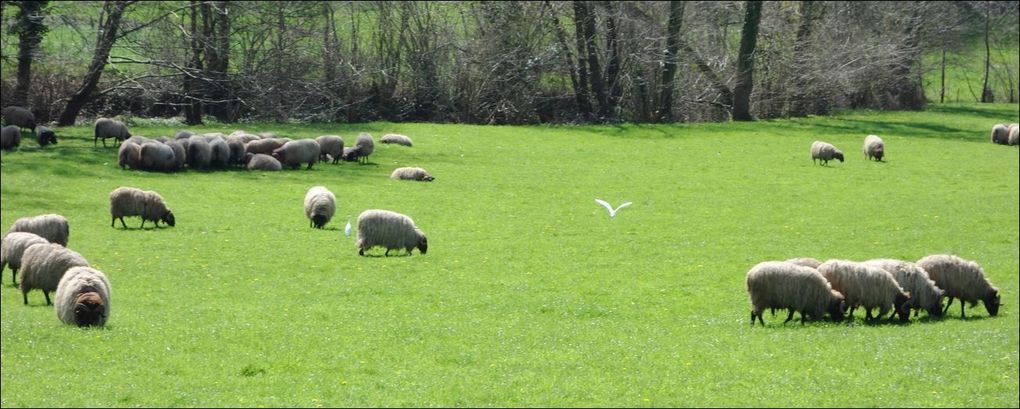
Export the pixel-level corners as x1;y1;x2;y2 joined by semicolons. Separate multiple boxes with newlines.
1;103;1018;407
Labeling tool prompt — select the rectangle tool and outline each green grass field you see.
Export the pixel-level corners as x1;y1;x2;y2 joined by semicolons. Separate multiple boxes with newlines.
1;103;1018;407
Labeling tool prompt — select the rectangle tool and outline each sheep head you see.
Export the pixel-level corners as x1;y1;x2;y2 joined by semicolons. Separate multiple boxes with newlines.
73;292;106;327
927;290;945;318
162;210;176;227
894;292;911;322
828;294;846;322
834;151;845;162
416;233;428;255
312;214;329;229
983;289;1001;317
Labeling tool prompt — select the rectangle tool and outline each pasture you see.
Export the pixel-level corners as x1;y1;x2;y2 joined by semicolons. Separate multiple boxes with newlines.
1;103;1018;407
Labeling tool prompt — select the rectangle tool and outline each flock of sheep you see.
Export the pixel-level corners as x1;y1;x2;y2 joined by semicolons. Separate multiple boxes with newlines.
747;255;1001;325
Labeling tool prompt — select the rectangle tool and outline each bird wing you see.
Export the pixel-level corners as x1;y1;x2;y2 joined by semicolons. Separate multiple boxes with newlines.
614;202;633;212
595;199;613;214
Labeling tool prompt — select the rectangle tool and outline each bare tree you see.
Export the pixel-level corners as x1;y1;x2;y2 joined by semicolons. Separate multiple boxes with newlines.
732;0;762;121
657;1;685;122
10;0;49;108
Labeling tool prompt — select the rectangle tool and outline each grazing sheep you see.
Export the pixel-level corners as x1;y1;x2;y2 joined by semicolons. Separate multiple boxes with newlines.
1;125;20;150
244;153;282;171
225;135;247;166
139;142;177;172
356;209;428;256
1;232;49;285
863;134;884;161
354;133;374;164
272;139;320;170
916;254;1000;318
109;187;176;229
206;135;231;169
380;133;413;147
124;135;155;146
164;139;187;171
315;135;344;164
8;214;70;246
1008;123;1019;146
991;124;1009;145
304;186;337;229
864;259;944;318
118;140;142;170
233;133;261;144
746;261;846;325
2;106;36;132
35;125;57;147
811;141;844;165
785;257;822;269
187;135;212;170
340;146;361;162
19;242;89;305
817;259;911;322
55;266;111;327
245;138;285;155
94;117;131;147
174;130;194;140
390;167;435;182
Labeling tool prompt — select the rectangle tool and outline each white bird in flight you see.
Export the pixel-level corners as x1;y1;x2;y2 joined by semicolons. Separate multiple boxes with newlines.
595;199;632;219
344;216;353;237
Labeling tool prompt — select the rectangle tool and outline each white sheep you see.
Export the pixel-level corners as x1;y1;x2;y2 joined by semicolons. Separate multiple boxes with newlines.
304;186;337;229
390;167;435;182
863;134;884;161
118;140;142;170
94;117;131;147
916;254;1000;318
356;209;428;256
1;232;49;285
272;139;321;170
991;124;1009;145
864;259;944;318
54;266;111;327
746;261;846;325
380;133;413;147
1008;123;1019;146
244;153;282;171
785;257;822;269
19;242;90;305
140;142;177;172
316;135;345;164
810;141;844;165
8;214;70;246
109;187;176;229
352;133;374;164
245;138;285;155
164;139;188;171
817;259;911;322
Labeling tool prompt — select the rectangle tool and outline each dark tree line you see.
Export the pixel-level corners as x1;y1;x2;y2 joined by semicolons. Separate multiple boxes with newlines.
1;1;1017;126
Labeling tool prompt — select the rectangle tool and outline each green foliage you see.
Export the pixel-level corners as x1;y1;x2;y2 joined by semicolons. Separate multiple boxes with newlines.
923;37;1020;103
1;104;1018;406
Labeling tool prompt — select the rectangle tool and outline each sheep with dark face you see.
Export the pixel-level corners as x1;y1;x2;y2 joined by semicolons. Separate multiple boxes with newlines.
380;133;413;147
55;266;111;327
19;242;90;305
7;214;70;246
94;117;131;147
1008;123;1019;146
356;209;428;256
390;167;435;182
811;141;844;165
864;259;944;318
1;232;49;285
746;261;846;325
109;187;176;229
2;106;36;133
818;259;911;322
315;135;344;164
863;135;884;161
272;139;320;170
1;125;21;150
304;186;337;229
991;124;1009;145
916;254;1000;318
35;126;57;147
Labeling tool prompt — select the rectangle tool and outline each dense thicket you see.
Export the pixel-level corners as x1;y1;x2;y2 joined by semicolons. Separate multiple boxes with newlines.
0;1;1017;125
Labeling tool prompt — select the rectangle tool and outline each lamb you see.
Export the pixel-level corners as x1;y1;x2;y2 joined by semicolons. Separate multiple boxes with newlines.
0;125;20;150
916;254;1000;318
990;124;1009;145
817;259;911;322
315;135;344;164
380;133;413;147
94;117;131;147
35;125;57;147
390;167;435;182
356;209;428;256
810;141;844;165
1;232;49;285
746;261;846;325
864;259;944;318
1008;123;1019;146
863;134;884;161
118;140;142;169
54;266;111;327
8;214;70;246
244;153;282;171
272;139;321;170
785;257;822;269
304;186;337;229
19;242;90;305
2;106;36;133
245;138;285;155
187;135;212;170
109;187;176;229
139;142;177;172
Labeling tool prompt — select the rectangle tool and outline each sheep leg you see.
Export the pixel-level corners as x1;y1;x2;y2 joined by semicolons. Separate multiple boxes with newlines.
119;217;128;229
358;248;365;256
43;291;51;306
865;308;873;320
11;269;17;286
783;310;795;324
385;248;391;256
23;290;28;305
943;297;954;315
140;219;146;229
960;302;966;319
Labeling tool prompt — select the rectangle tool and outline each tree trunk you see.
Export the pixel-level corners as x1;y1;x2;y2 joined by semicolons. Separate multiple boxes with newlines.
788;0;817;117
732;0;763;121
576;1;607;121
657;1;685;122
603;2;621;120
547;1;583;118
183;0;203;125
57;1;129;126
13;1;49;108
980;0;993;103
571;1;593;120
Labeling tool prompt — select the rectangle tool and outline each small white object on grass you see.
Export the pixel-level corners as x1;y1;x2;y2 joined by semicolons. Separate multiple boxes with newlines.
595;199;632;219
344;216;353;237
